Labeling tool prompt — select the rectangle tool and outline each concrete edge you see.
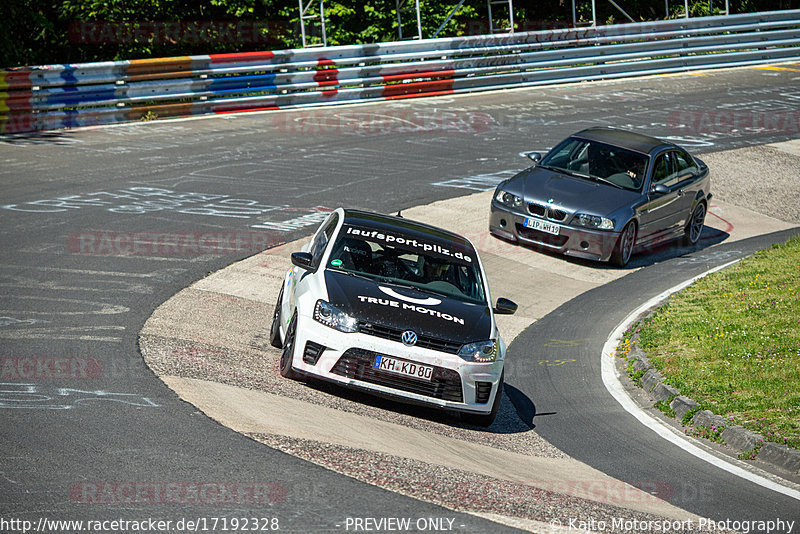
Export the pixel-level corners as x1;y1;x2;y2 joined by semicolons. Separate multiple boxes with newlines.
624;342;800;476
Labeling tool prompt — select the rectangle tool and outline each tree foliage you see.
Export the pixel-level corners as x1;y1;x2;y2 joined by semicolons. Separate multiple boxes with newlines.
1;0;797;67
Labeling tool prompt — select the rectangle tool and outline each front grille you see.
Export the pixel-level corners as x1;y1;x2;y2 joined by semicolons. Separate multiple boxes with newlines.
331;348;463;402
515;223;569;247
528;202;569;222
303;341;326;365
527;203;546;217
475;381;493;404
358;322;462;354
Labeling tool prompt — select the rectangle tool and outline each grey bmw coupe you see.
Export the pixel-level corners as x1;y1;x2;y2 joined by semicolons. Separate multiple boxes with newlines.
489;127;712;267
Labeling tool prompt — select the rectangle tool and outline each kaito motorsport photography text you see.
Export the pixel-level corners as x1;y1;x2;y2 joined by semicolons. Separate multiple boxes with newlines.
555;517;796;533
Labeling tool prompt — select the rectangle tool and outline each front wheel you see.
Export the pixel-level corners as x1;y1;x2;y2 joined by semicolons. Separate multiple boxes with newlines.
610;222;637;267
279;314;300;380
269;287;284;349
683;203;706;246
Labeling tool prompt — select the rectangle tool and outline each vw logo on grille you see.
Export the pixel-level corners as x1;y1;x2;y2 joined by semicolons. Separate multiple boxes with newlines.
401;330;418;346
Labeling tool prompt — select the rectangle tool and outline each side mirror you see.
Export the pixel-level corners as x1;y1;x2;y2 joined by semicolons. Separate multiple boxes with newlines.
494;297;518;315
651;183;670;195
525;152;542;164
291;251;316;272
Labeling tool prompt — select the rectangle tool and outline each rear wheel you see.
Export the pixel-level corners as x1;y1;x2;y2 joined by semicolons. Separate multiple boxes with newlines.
279;314;300;380
461;372;503;428
683;202;706;246
610;222;636;267
269;287;284;349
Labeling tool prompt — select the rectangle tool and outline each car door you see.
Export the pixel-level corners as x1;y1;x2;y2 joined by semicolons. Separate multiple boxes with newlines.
637;151;685;245
670;148;703;226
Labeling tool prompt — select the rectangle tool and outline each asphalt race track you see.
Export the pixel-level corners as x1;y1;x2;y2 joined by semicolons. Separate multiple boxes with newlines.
505;229;800;526
1;64;799;532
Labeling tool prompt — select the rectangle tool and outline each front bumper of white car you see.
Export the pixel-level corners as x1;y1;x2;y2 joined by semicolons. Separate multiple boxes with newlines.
288;312;504;415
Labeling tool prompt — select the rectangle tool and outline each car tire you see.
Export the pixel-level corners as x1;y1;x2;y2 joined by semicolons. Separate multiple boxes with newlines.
683;202;706;247
269;287;284;349
610;221;637;268
461;372;503;428
279;314;300;380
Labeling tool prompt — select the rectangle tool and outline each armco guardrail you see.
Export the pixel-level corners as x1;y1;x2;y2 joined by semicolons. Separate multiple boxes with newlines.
2;10;799;133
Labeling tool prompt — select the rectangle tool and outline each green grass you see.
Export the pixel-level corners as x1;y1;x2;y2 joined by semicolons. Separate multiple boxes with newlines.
637;234;800;450
654;399;676;418
685;424;726;444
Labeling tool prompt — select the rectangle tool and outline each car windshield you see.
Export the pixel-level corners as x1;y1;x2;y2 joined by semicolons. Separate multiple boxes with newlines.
540;137;649;191
326;225;486;304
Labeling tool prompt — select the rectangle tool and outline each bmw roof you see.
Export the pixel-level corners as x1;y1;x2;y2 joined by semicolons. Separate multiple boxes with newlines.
572;127;673;154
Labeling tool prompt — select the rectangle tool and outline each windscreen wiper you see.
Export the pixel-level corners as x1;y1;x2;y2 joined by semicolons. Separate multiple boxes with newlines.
571;172;625;189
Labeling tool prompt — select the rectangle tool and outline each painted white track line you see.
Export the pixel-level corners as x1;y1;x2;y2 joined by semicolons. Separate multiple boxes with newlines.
601;259;800;502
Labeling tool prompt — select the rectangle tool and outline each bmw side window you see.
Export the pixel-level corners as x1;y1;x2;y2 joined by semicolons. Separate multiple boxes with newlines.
673;150;698;180
652;153;673;185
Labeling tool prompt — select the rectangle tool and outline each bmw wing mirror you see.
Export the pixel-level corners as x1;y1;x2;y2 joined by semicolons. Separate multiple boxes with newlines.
651;183;670;195
525;152;542;164
291;251;316;272
494;297;518;315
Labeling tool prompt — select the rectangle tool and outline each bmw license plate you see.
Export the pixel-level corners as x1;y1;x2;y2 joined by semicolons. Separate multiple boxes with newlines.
524;217;560;235
374;354;433;381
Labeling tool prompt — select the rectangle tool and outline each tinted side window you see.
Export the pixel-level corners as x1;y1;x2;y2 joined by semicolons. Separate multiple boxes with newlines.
673;150;698;178
652;153;673;185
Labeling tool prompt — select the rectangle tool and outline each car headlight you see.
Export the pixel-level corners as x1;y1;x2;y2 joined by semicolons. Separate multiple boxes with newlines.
495;189;523;210
458;340;498;363
313;300;358;333
572;213;615;230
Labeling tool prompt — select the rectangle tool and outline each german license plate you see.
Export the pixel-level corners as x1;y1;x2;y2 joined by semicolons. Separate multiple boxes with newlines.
524;217;560;235
374;354;433;381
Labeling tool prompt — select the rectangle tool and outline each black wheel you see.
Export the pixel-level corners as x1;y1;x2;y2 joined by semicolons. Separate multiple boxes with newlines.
610;221;637;267
461;372;503;428
279;314;300;380
269;287;284;349
683;202;706;246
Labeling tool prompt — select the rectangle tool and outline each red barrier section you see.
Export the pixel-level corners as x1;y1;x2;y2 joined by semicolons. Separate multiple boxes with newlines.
209;51;276;64
314;59;339;97
0;68;34;90
383;79;455;99
0;113;36;134
381;69;455;83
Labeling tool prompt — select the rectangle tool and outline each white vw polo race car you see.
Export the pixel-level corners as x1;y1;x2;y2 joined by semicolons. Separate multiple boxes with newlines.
269;208;517;426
